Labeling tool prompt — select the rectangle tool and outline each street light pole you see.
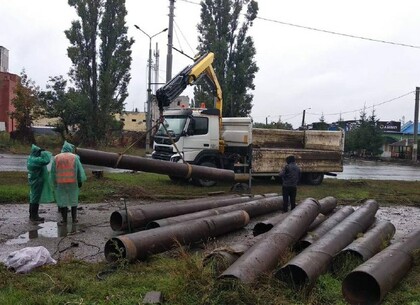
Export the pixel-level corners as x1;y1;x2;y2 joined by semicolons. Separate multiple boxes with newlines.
301;107;311;129
134;25;168;152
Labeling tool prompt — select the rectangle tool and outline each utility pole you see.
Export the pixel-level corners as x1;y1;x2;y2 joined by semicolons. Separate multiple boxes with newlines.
153;42;160;126
154;42;160;93
413;87;419;162
301;108;311;129
134;25;167;152
166;0;175;82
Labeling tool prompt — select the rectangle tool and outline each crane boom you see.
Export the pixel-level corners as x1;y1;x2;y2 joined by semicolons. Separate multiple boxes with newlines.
155;52;223;117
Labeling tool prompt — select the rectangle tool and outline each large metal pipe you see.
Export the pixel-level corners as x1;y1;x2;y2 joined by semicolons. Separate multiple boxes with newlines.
342;228;420;305
203;234;265;275
111;193;276;231
104;210;250;262
295;206;355;250
333;220;395;265
275;200;378;287
318;196;338;215
76;147;236;182
252;196;337;237
205;210;327;275
147;196;284;229
218;198;321;283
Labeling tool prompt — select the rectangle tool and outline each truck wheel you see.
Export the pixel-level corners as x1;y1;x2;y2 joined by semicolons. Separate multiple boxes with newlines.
304;173;324;185
192;161;217;187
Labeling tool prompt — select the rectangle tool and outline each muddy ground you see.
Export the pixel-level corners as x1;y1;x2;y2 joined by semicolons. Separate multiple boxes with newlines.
0;200;419;265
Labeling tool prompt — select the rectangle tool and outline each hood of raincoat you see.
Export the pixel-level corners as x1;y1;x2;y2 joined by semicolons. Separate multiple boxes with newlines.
61;141;75;153
30;144;43;156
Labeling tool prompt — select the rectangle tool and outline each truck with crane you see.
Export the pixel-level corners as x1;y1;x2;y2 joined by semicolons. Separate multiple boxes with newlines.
152;52;344;186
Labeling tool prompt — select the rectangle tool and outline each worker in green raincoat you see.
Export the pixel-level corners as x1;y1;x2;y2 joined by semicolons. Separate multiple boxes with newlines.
27;144;54;222
51;141;86;224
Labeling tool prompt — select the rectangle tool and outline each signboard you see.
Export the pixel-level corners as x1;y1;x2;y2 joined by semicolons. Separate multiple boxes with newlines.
377;121;401;132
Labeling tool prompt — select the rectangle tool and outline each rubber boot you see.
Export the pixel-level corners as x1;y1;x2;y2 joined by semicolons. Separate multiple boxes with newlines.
30;204;45;222
60;207;68;224
29;204;33;220
71;206;78;223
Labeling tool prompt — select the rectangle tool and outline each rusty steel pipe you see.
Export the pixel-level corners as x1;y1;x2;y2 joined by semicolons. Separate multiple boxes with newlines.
318;196;338;215
275;200;378;287
76;147;236;182
306;213;327;232
104;210;250;262
203;234;266;275
252;196;336;237
111;193;275;231
219;198;321;283
205;211;327;275
342;228;420;305
334;220;395;263
147;196;283;229
295;206;355;250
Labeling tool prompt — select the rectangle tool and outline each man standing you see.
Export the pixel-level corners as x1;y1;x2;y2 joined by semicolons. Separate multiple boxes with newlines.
51;141;86;224
27;144;54;222
279;155;301;212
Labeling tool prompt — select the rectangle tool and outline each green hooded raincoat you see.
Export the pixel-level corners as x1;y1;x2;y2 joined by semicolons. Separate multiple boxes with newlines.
27;144;54;204
51;141;87;207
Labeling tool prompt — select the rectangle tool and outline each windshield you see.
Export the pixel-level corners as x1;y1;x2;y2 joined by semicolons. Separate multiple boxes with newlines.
155;116;188;137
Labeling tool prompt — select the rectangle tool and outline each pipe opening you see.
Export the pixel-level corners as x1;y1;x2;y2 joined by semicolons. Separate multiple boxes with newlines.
293;240;312;252
276;265;309;288
342;271;380;305
104;238;127;262
110;211;124;231
253;223;273;236
331;251;364;277
203;252;238;276
146;221;160;229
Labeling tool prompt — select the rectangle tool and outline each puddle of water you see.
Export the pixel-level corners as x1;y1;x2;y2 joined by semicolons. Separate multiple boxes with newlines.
5;222;81;245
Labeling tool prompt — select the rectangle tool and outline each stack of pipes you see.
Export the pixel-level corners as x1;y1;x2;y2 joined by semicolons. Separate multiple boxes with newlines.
104;193;283;262
103;193;419;303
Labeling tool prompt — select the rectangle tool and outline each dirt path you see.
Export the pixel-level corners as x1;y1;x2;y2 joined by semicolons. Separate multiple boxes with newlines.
0;201;419;265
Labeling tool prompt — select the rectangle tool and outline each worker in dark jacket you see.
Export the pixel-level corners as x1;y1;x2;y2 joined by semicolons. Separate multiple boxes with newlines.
279;155;301;212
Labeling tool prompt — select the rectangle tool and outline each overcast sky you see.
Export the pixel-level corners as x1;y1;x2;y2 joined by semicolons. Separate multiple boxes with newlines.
2;0;420;128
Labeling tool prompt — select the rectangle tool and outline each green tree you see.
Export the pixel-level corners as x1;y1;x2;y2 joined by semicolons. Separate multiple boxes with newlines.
9;70;41;143
253;121;293;130
195;0;259;117
345;108;384;157
312;113;329;130
39;76;85;139
65;0;134;145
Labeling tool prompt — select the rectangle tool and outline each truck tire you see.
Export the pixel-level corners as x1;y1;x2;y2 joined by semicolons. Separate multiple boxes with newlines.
304;173;324;185
192;161;217;187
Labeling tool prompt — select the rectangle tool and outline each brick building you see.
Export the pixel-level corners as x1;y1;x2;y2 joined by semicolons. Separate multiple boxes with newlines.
0;71;19;132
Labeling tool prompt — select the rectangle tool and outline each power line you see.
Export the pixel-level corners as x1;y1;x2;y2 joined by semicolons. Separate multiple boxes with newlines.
257;91;414;123
178;0;420;50
257;16;420;49
309;91;415;117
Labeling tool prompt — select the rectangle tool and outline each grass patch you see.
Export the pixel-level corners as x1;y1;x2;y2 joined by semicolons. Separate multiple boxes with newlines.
2;172;420;205
1;250;418;305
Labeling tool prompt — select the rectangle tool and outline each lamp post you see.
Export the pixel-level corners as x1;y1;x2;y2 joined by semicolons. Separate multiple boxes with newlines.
301;107;311;129
134;25;168;152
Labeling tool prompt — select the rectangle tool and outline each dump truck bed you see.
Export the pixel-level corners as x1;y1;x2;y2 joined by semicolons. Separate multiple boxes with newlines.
251;128;344;174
